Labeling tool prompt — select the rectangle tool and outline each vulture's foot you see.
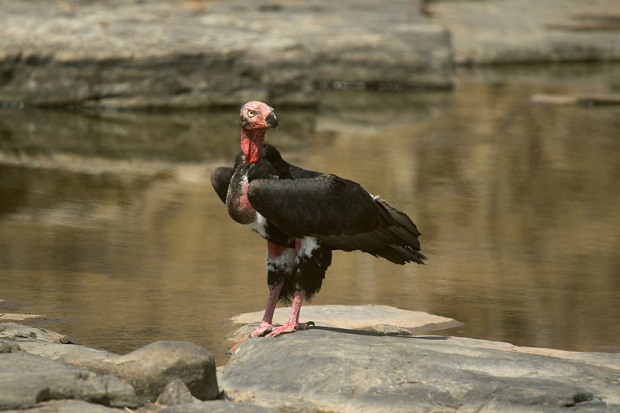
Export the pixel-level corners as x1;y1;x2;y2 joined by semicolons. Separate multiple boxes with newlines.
296;321;315;330
250;321;275;338
265;321;315;337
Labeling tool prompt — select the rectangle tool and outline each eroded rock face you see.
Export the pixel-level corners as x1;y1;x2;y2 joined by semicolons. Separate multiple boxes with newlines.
0;0;452;109
219;329;620;413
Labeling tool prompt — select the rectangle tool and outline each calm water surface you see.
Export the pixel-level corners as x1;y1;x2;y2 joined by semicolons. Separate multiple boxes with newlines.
1;65;619;365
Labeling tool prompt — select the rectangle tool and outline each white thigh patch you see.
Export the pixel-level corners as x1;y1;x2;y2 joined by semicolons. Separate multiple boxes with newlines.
267;248;296;272
298;236;319;257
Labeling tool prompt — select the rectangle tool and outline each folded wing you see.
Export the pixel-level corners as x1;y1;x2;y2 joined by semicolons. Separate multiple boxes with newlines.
248;174;427;265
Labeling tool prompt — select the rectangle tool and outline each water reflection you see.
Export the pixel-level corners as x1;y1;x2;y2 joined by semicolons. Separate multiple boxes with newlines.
1;65;619;365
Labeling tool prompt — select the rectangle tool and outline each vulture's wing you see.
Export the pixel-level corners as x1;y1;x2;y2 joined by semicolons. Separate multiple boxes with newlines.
247;174;426;264
211;166;234;204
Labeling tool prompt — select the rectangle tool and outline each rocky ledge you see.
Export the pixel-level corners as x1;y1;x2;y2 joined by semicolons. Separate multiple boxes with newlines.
0;0;451;109
3;0;620;109
1;305;619;412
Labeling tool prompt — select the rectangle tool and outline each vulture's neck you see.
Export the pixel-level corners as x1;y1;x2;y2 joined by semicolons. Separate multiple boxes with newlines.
241;128;266;164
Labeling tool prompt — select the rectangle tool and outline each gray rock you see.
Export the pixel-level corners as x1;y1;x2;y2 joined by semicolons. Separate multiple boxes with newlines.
0;340;20;354
0;0;452;109
229;304;460;342
0;323;91;361
219;330;620;413
160;400;278;413
2;0;619;109
60;341;219;403
1;325;219;407
156;378;197;407
429;0;620;65
370;323;411;335
3;400;124;412
0;322;71;344
0;352;138;411
0;314;44;322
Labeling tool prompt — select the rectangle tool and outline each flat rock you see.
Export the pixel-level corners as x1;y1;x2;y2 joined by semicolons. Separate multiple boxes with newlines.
230;304;461;341
0;322;71;344
219;329;620;412
0;314;44;322
3;399;125;413
159;400;279;413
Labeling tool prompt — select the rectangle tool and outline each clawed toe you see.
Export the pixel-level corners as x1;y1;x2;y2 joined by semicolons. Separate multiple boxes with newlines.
295;321;315;331
264;321;315;337
251;322;275;338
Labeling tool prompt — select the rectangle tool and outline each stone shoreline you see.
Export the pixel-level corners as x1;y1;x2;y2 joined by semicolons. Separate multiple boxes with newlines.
1;0;619;109
2;305;619;412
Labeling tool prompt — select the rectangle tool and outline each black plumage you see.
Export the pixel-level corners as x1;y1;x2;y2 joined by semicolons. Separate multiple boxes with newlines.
212;144;426;273
211;101;426;338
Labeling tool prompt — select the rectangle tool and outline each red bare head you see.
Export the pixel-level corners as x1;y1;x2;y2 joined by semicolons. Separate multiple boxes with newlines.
239;101;278;131
239;101;278;163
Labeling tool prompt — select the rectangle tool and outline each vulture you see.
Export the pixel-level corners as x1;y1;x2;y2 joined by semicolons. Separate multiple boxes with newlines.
211;101;427;338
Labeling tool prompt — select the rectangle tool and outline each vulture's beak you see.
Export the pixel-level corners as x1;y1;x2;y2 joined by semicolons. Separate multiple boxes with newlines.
265;112;278;129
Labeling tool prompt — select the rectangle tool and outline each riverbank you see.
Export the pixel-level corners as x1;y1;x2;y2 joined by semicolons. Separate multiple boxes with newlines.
1;307;619;412
1;0;619;109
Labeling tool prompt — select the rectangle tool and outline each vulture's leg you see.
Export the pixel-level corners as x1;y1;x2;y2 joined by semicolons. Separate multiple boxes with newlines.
265;288;310;337
250;281;283;337
263;237;327;337
251;241;295;338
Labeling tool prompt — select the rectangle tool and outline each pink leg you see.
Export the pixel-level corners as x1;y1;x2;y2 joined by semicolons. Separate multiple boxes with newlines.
265;289;312;337
250;281;283;337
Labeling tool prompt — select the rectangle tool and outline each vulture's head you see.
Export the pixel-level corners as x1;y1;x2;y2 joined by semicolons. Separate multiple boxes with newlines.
239;101;278;131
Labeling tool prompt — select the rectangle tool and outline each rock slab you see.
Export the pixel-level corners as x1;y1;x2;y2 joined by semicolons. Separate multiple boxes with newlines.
232;304;461;331
229;304;462;342
219;329;620;412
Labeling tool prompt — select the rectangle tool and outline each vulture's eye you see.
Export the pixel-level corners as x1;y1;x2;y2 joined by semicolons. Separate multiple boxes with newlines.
247;110;256;117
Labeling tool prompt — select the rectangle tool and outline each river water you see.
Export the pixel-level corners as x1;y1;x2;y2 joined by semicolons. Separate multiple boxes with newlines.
1;65;618;365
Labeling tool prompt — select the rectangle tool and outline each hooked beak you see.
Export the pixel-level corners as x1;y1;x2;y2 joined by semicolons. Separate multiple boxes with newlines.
265;111;278;129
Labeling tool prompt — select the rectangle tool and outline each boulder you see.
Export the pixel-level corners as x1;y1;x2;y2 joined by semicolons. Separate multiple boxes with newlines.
156;378;197;407
1;323;219;408
219;329;620;412
59;341;219;402
0;352;138;411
